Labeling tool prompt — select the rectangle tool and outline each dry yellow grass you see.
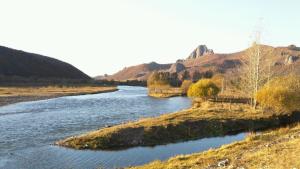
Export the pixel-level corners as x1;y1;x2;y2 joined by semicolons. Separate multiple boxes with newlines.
0;86;117;106
148;87;184;98
129;123;300;169
0;86;117;97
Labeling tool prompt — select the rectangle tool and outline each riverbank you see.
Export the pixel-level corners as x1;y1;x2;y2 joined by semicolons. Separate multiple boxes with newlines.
0;86;118;106
56;102;300;150
129;122;300;169
148;87;184;98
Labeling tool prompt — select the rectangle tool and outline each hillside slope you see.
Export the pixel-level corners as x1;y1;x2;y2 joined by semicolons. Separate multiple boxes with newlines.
106;62;172;81
0;46;90;81
103;44;300;81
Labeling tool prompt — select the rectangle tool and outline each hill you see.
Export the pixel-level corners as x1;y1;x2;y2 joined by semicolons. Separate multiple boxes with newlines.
102;44;300;81
0;46;91;84
104;62;172;81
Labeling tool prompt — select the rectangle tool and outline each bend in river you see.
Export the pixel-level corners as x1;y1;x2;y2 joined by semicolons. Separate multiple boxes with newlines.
0;86;244;169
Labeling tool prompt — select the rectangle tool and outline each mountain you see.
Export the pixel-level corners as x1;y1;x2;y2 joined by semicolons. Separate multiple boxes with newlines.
0;46;90;83
102;44;300;81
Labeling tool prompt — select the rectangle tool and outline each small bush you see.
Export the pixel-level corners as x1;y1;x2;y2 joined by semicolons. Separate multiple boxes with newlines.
181;80;193;94
187;79;220;99
256;75;300;113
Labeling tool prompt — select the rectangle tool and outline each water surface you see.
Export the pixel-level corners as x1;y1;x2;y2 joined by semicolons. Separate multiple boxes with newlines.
0;86;244;169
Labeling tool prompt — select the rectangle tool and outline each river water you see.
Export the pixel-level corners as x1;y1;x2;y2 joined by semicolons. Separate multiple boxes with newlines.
0;86;245;169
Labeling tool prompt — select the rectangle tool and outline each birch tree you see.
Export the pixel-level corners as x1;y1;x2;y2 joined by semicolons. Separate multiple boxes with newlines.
241;32;274;108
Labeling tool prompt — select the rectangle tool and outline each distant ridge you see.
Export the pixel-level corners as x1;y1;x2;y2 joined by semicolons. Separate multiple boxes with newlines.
0;45;90;81
102;62;172;81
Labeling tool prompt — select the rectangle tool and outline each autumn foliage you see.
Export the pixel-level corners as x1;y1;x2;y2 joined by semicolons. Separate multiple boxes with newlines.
187;79;220;99
256;75;300;113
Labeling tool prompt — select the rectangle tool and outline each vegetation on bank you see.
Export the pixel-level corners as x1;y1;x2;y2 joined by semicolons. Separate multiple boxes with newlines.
56;101;300;150
148;87;184;98
147;71;221;98
147;71;181;87
128;123;300;169
256;74;300;112
147;71;184;97
187;79;220;99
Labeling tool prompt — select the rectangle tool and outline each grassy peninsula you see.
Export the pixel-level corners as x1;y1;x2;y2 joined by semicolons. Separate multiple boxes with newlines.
0;86;117;106
56;102;300;150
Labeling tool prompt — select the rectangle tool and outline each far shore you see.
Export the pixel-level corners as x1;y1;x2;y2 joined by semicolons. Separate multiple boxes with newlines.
0;86;118;107
148;87;185;98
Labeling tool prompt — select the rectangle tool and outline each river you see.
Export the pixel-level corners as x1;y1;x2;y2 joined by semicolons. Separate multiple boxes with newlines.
0;86;245;169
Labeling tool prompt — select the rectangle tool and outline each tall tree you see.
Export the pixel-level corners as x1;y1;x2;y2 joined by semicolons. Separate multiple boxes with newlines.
241;31;273;108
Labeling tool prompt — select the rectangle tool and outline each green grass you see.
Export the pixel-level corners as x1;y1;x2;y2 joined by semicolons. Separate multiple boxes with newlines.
56;102;299;150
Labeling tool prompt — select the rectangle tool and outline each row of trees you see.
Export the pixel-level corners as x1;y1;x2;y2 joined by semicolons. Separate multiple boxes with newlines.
147;72;180;87
147;70;214;88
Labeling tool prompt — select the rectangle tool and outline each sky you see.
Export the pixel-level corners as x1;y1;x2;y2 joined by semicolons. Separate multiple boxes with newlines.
0;0;299;77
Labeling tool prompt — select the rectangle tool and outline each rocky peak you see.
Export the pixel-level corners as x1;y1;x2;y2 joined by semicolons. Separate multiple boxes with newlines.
187;45;214;59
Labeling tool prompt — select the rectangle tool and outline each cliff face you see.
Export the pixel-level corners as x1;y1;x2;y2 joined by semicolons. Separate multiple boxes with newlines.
101;44;300;81
0;46;90;81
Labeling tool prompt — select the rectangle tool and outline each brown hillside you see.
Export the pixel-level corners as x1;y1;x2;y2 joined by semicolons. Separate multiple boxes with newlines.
106;62;172;81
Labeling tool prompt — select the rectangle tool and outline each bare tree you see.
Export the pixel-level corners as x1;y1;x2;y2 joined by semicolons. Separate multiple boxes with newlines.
240;31;274;108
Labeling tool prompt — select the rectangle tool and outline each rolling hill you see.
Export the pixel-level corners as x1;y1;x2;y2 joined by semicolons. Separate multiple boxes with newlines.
0;46;91;84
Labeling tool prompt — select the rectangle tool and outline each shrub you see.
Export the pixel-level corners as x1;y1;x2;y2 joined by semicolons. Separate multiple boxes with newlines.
147;72;180;88
187;79;220;99
147;72;170;87
256;75;300;113
181;80;193;94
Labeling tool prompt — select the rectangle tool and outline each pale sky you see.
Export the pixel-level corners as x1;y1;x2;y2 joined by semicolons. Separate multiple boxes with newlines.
0;0;299;77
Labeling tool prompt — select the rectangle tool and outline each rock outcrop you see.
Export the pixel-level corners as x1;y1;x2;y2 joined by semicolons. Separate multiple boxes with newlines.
187;45;214;59
169;62;186;73
285;55;298;65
